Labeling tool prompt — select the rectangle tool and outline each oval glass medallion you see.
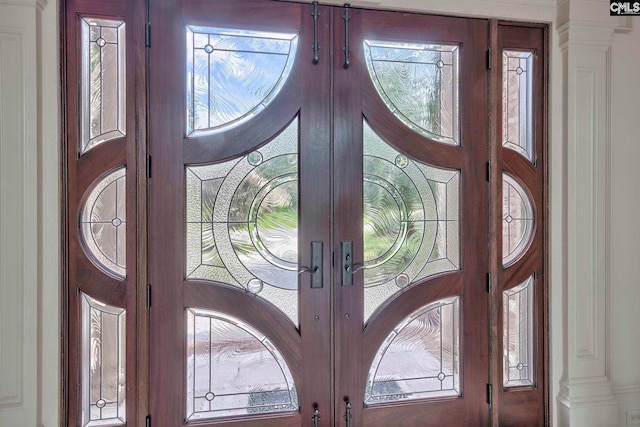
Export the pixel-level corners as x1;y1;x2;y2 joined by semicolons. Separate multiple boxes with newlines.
81;168;126;278
364;40;459;145
186;26;298;136
502;174;534;266
186;119;299;324
363;121;460;321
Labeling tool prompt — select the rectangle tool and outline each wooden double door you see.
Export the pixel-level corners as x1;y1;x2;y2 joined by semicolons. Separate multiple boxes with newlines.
146;1;544;426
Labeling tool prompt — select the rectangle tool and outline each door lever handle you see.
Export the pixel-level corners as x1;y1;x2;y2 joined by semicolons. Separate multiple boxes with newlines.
300;241;323;288
344;400;353;427
312;405;320;427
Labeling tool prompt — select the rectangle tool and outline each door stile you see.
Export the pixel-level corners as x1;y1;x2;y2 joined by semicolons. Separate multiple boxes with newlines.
333;6;365;427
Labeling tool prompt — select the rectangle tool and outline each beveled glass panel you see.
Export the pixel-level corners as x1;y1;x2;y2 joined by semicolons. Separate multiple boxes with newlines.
81;17;126;153
186;26;298;136
186;120;298;324
186;308;298;421
502;173;534;266
503;275;535;387
363;121;459;321
81;293;126;427
365;297;460;404
364;40;459;145
81;168;126;278
502;50;534;161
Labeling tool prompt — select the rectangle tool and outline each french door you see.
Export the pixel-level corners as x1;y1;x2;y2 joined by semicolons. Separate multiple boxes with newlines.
63;0;547;425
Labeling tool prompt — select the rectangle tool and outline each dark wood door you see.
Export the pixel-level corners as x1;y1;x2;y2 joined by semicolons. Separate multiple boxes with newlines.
149;1;333;426
332;8;490;427
149;2;488;426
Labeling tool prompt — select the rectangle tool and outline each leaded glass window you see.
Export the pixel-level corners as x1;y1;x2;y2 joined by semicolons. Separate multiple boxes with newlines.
186;308;298;421
81;168;126;278
365;297;460;404
363;121;459;321
186;26;298;136
364;40;459;145
81;17;126;153
186;119;299;324
502;173;534;266
502;50;534;161
503;275;535;387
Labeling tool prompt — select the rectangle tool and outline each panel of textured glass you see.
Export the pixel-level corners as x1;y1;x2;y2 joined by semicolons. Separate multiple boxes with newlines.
502;174;534;266
81;17;126;153
186;26;298;136
186;120;298;324
365;297;460;404
81;168;126;278
81;293;126;427
503;275;534;387
503;50;534;161
186;308;298;421
364;40;459;145
363;121;459;321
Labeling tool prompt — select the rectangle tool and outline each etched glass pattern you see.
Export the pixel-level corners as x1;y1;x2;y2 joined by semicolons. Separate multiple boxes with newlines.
81;17;126;153
503;275;535;387
186;120;299;324
81;293;126;426
186;26;298;136
186;308;298;421
503;50;534;161
363;121;459;321
81;168;126;278
365;297;460;404
364;40;459;145
502;173;534;266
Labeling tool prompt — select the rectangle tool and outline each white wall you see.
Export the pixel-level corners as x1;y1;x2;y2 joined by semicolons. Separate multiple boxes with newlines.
0;0;637;426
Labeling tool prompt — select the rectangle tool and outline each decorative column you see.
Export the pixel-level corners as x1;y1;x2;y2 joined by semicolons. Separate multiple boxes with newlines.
556;1;619;425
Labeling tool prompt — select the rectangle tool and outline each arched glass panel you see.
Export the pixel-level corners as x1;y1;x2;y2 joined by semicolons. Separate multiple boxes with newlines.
365;297;460;405
364;39;459;145
186;26;298;136
186;119;299;324
502;173;534;266
186;308;299;421
81;293;126;427
81;17;126;153
502;50;534;161
363;121;459;321
81;168;126;278
503;275;535;387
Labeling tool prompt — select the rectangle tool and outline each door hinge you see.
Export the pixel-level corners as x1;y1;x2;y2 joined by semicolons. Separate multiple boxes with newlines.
146;415;151;427
486;161;491;182
145;21;151;47
487;383;493;406
146;285;152;309
146;155;152;178
487;48;492;70
487;272;492;293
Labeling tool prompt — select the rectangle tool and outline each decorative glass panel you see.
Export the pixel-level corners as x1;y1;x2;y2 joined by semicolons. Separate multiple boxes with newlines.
364;40;459;145
186;26;298;136
502;173;534;266
81;293;126;427
503;275;535;387
502;50;534;161
365;297;460;405
81;168;126;278
81;17;126;153
363;121;459;321
186;120;298;324
186;308;298;421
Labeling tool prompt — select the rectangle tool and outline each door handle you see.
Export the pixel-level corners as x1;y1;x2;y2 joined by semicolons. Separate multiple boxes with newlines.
299;241;323;288
312;404;320;427
344;400;353;427
341;241;363;287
